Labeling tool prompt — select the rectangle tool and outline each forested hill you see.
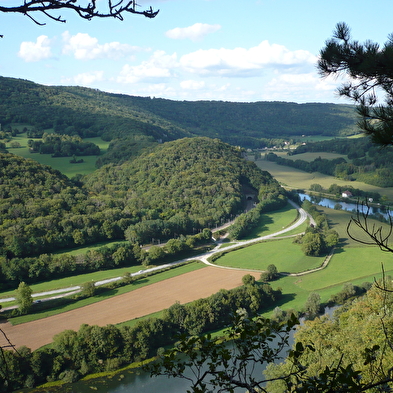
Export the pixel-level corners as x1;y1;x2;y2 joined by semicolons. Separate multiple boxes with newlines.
83;137;271;224
0;77;357;152
0;137;276;265
130;99;358;146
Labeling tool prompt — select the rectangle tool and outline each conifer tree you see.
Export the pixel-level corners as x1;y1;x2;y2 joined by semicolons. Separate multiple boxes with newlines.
319;22;393;146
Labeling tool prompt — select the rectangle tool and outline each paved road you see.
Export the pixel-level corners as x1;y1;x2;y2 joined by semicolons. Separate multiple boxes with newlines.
0;201;311;306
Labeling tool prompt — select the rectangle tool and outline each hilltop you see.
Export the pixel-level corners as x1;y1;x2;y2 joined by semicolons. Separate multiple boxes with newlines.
0;77;358;161
0;137;279;284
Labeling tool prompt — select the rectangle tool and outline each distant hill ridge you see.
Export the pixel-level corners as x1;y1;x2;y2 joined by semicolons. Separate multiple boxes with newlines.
0;76;358;151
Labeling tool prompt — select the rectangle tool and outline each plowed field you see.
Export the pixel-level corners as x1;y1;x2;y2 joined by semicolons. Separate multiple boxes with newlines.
0;267;259;350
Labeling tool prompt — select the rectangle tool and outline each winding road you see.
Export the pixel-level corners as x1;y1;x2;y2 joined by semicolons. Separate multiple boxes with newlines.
0;201;318;350
0;201;312;306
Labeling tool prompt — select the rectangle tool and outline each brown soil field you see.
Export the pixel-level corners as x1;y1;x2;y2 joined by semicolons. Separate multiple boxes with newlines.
0;267;259;351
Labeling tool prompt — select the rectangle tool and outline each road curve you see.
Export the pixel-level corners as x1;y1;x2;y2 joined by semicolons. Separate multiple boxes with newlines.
0;200;311;305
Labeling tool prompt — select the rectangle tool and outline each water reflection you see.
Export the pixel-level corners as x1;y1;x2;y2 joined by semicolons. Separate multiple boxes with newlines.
29;307;340;393
299;193;392;219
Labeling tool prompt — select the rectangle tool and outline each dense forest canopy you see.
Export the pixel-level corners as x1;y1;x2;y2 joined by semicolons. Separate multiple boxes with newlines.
0;137;280;285
0;77;358;155
265;280;393;392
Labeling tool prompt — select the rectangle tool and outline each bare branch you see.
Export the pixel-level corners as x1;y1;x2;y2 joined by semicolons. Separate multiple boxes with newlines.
0;0;159;26
347;200;393;252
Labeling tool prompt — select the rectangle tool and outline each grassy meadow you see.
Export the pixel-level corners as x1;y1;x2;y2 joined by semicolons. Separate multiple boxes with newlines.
242;203;299;239
214;237;325;273
213;202;393;314
254;157;393;201
274;151;348;162
6;131;110;177
268;247;393;314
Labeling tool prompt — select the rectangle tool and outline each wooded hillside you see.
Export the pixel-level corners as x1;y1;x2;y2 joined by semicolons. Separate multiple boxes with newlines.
0;137;279;286
0;77;358;155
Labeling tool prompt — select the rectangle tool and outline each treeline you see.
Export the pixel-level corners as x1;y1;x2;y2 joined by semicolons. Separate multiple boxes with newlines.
266;152;347;177
292;136;372;157
0;279;281;391
28;133;100;157
134;98;358;146
293;200;339;256
0;230;212;287
309;183;381;203
95;134;157;167
0;77;358;154
0;77;188;144
83;137;273;229
289;136;393;187
228;184;287;239
0;152;127;259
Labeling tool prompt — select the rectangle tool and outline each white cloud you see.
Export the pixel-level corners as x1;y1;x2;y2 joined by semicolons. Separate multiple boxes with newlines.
262;72;339;102
62;31;141;60
117;50;178;83
18;36;52;62
180;80;205;90
180;40;316;77
166;23;221;42
72;71;105;85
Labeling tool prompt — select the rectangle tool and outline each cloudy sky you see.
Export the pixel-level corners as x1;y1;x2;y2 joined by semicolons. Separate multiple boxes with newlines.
1;0;392;103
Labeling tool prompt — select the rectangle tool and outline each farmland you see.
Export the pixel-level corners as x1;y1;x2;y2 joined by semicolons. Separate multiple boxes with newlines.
254;156;393;201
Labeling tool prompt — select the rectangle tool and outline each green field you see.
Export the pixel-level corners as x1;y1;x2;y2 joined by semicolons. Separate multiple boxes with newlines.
52;240;128;256
274;151;348;163
4;133;393;334
214;237;325;273
268;246;393;313
213;201;393;313
6;132;110;177
254;159;393;201
292;135;348;143
243;203;299;239
0;264;146;299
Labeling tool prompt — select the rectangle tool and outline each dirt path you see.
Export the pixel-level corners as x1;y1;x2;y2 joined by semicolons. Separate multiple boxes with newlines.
0;267;259;351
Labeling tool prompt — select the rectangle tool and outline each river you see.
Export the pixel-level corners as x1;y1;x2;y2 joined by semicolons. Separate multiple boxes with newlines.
299;193;392;219
29;329;295;393
30;307;339;393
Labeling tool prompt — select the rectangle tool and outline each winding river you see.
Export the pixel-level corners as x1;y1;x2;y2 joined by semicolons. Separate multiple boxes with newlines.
299;193;392;219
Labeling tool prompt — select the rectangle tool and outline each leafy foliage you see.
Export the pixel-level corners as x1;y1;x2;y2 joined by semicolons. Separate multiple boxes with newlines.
0;137;278;287
28;133;100;157
0;77;358;156
84;137;275;229
294;200;339;257
0;279;280;391
266;280;393;392
14;282;33;315
260;264;279;282
150;312;299;393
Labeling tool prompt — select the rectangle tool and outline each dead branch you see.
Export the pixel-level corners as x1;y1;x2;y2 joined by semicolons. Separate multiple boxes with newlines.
0;0;159;26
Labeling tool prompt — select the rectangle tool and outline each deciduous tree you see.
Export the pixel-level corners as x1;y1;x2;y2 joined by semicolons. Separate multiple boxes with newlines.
15;281;33;314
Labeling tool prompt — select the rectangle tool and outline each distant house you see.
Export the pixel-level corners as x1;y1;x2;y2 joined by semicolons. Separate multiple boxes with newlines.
342;191;353;198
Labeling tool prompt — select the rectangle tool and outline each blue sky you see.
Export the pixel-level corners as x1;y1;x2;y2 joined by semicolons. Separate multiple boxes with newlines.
1;0;393;103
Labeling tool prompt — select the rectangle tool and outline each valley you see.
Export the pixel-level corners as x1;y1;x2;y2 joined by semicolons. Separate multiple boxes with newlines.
1;77;393;391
